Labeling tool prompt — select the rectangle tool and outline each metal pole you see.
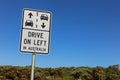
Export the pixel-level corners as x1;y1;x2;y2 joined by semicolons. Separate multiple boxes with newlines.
31;53;36;80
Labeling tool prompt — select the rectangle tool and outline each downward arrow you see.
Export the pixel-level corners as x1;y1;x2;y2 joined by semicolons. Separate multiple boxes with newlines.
28;12;33;18
41;23;46;28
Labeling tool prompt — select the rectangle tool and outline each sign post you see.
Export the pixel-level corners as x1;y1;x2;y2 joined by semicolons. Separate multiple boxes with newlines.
20;9;52;80
31;53;36;80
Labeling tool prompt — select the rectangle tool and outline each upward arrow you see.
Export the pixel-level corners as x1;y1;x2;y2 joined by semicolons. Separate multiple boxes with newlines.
28;12;33;18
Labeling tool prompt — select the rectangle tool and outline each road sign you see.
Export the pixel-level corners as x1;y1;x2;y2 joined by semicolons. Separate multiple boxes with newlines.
20;9;52;54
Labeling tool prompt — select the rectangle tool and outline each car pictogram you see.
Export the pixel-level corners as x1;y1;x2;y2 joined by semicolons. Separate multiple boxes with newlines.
40;14;48;21
25;20;33;27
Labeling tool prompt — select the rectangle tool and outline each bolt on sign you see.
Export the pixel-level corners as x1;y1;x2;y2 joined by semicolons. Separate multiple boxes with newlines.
20;9;52;54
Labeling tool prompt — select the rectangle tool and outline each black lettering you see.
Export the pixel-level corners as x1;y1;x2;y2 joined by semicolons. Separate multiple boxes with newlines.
33;40;46;46
43;48;46;51
32;32;35;37
28;31;44;38
23;46;27;50
37;40;41;45
33;40;36;45
28;31;31;37
40;33;43;38
24;39;31;44
44;41;47;46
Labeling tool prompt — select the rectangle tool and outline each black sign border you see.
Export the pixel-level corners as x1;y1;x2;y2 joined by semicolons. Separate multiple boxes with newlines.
19;8;52;54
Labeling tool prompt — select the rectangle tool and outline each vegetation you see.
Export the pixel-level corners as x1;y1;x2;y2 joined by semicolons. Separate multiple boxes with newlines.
0;65;119;80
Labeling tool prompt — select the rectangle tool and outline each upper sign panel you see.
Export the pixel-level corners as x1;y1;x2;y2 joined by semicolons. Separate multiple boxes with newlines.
22;9;51;31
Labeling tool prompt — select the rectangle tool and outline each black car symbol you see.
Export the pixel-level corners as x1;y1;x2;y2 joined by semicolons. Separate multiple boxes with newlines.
25;20;33;27
40;14;48;21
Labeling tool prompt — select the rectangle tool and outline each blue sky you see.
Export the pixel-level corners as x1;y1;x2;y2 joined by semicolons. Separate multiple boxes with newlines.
0;0;120;68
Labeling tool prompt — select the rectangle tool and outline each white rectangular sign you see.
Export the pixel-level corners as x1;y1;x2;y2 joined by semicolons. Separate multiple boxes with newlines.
20;9;51;54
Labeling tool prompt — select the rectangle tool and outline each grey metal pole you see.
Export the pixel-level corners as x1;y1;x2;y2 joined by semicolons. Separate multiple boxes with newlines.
31;53;36;80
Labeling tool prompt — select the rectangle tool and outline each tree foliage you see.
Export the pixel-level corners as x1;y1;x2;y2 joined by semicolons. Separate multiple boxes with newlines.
0;65;119;80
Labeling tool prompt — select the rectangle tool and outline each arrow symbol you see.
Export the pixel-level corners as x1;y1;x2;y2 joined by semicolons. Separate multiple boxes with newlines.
28;12;33;18
41;23;46;28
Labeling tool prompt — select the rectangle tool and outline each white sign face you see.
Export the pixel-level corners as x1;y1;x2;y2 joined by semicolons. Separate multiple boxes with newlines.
20;9;51;54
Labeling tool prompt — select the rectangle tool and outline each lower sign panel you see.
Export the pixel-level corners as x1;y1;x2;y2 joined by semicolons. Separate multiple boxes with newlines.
20;29;50;54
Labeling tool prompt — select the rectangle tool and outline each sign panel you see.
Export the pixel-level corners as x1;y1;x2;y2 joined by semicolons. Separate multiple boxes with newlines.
20;9;51;54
